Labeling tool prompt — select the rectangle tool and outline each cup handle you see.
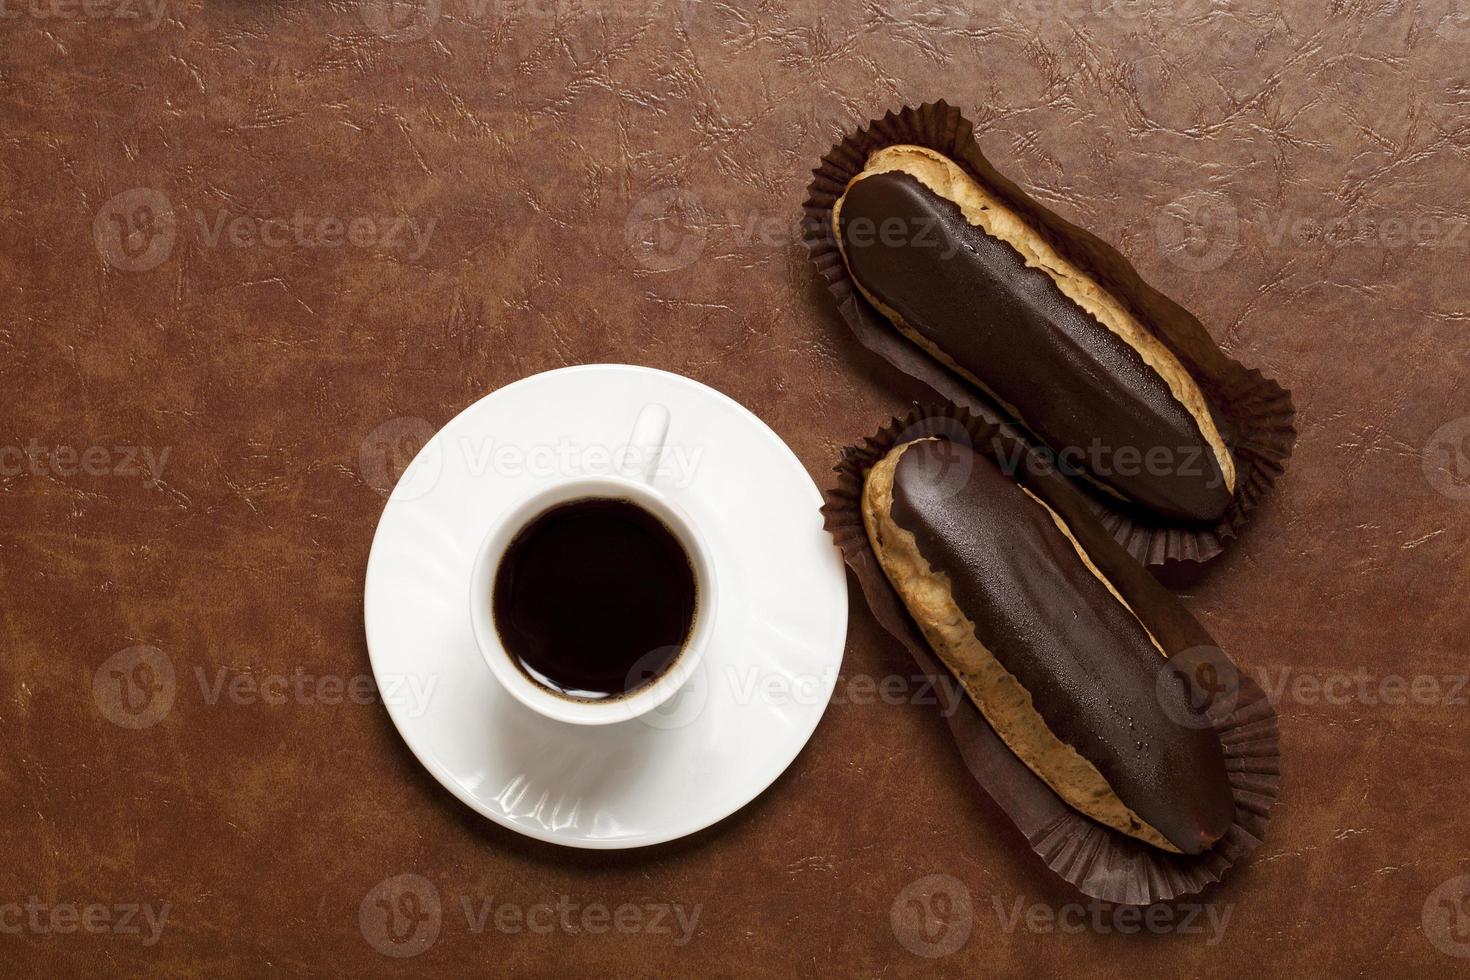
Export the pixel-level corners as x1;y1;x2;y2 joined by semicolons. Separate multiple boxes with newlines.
622;403;670;484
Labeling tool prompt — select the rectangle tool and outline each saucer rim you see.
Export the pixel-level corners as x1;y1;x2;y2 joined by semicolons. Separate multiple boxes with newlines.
363;363;848;849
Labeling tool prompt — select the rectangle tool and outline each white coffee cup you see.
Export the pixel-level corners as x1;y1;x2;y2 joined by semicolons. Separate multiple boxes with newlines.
467;404;717;725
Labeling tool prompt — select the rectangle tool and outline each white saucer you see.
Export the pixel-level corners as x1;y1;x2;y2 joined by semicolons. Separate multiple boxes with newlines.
363;364;848;848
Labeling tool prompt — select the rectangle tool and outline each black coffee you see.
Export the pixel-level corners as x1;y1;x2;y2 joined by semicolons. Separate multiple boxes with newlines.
492;497;697;700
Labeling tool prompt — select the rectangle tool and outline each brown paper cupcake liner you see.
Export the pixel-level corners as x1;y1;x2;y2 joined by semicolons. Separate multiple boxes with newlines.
822;404;1280;905
804;101;1297;566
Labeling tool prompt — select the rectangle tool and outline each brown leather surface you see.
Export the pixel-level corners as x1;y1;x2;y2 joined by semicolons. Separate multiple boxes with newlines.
4;2;1469;975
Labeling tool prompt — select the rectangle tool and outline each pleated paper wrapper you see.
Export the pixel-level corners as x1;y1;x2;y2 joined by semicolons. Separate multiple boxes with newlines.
821;404;1281;905
804;101;1296;566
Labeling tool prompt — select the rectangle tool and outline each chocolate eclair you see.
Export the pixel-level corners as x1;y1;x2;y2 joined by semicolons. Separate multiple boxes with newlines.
836;145;1236;523
862;437;1236;854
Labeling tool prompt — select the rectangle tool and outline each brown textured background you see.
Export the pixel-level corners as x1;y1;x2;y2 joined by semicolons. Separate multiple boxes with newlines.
4;0;1469;976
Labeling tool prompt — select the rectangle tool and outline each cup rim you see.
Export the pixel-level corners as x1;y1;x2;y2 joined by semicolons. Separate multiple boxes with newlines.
468;476;717;726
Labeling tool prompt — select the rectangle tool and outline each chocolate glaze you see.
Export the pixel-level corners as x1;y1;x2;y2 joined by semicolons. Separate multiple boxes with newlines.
889;439;1235;853
840;170;1232;522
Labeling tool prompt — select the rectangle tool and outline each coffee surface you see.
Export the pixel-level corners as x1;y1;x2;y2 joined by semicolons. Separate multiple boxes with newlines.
492;497;697;700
